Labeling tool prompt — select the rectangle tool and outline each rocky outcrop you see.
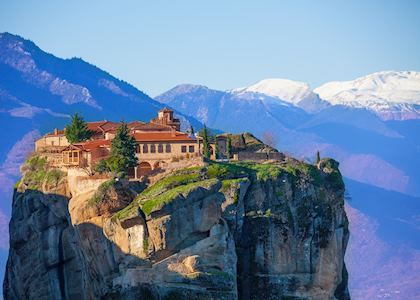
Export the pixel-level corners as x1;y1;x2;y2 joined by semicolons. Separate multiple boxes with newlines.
4;158;349;299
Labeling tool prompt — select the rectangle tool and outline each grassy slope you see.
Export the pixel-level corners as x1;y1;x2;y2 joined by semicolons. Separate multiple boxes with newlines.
112;158;341;221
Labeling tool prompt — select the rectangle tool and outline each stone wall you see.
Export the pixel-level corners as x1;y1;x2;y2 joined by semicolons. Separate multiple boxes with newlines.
234;151;286;161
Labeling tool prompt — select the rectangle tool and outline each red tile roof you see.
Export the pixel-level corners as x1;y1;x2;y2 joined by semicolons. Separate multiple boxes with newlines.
133;132;196;142
129;123;173;132
69;139;111;151
87;121;119;133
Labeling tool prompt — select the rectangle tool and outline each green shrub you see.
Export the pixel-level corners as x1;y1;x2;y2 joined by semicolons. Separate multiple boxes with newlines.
14;179;21;189
89;179;116;205
140;179;217;216
321;158;344;190
221;178;246;204
207;164;228;178
95;159;110;173
27;155;47;171
21;155;64;190
45;169;64;186
113;167;207;220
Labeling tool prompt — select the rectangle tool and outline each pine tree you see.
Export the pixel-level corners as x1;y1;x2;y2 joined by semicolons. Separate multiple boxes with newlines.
316;150;321;164
201;125;211;159
65;113;93;144
107;122;138;175
226;136;232;159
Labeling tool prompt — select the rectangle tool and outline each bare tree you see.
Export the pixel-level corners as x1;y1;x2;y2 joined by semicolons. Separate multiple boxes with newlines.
262;131;278;159
262;131;277;150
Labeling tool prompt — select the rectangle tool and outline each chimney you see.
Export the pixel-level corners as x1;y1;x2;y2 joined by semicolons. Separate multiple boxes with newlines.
54;128;58;135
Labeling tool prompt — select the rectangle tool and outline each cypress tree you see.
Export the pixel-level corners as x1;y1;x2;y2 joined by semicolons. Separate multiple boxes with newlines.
226;136;232;159
201;125;211;159
316;150;321;164
65;113;93;144
107;122;138;175
214;138;220;160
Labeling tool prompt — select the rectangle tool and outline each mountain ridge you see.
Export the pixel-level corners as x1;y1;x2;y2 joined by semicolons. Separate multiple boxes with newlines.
222;71;420;120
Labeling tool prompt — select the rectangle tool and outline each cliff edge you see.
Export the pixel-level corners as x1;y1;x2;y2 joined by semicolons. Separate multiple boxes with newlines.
4;156;349;299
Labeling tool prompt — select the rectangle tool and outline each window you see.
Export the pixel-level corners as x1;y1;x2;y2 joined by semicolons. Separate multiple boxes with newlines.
181;145;187;153
68;151;79;163
158;144;164;153
189;145;195;153
51;141;55;146
136;144;141;153
150;144;156;153
165;144;171;153
143;144;148;153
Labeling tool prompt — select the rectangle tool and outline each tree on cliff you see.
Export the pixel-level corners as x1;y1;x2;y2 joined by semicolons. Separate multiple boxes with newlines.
106;122;138;175
214;138;220;160
262;131;277;149
199;125;211;159
65;113;93;144
316;150;321;164
226;136;232;159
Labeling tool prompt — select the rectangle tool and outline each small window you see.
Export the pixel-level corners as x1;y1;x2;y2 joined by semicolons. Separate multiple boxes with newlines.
189;145;195;153
158;144;164;153
73;151;78;158
181;145;187;153
51;141;55;146
136;145;141;153
165;144;171;153
150;144;156;153
143;144;148;153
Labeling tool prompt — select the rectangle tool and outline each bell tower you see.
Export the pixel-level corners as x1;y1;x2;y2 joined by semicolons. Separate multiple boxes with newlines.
152;107;181;131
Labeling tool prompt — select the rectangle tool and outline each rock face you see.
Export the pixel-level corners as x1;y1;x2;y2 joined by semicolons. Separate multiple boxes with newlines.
4;158;349;299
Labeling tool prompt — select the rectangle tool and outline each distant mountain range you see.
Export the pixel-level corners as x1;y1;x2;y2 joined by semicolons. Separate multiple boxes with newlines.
1;32;419;299
229;71;420;120
315;71;420;120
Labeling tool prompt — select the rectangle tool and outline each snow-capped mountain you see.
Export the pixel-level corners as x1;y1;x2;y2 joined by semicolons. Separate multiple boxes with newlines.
231;78;329;113
314;71;420;120
232;78;314;104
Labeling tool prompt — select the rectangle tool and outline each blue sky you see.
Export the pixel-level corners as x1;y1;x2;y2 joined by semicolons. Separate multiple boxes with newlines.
1;0;420;96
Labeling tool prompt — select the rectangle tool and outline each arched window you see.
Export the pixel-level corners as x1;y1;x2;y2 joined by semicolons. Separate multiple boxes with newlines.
143;144;149;153
138;162;152;176
158;144;164;153
150;144;156;153
165;144;171;153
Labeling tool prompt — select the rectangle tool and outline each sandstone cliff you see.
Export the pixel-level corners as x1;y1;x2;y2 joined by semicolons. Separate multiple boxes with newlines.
4;156;349;299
